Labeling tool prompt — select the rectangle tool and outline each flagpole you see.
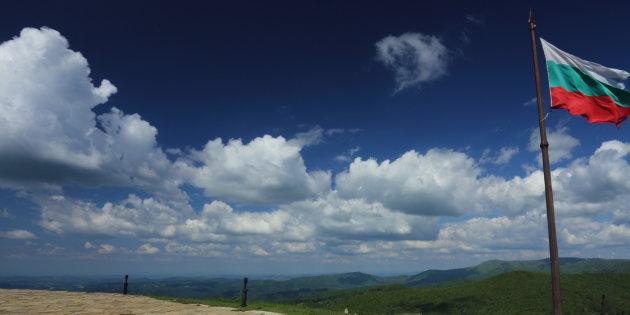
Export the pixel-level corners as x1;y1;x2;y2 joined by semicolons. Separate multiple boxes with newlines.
528;12;563;315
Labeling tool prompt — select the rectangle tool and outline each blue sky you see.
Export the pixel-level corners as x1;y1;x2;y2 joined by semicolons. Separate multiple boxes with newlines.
1;0;630;276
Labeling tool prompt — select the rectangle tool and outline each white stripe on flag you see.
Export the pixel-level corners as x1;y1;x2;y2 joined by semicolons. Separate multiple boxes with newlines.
540;38;629;89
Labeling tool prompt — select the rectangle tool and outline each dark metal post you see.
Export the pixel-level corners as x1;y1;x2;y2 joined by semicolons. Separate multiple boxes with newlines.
528;11;563;315
240;277;248;307
123;275;128;295
600;294;607;315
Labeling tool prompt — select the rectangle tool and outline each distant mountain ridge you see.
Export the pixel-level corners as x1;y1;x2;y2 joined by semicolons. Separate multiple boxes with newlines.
1;257;628;300
403;257;630;288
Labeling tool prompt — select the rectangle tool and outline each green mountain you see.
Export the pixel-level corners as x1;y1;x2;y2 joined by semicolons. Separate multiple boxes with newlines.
404;257;630;288
296;271;630;314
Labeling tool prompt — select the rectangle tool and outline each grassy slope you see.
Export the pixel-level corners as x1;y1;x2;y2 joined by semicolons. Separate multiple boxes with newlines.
297;271;630;315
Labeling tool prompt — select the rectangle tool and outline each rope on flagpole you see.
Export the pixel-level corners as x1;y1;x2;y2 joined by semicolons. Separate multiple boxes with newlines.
542;108;552;122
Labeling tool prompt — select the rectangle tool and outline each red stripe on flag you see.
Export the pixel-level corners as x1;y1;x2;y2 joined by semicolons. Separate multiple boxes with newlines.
550;86;630;127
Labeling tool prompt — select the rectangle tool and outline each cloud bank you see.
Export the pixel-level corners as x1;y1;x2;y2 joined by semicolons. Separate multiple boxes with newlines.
1;27;629;266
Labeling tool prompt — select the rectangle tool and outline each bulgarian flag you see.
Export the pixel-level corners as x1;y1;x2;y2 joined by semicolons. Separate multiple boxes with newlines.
540;38;630;127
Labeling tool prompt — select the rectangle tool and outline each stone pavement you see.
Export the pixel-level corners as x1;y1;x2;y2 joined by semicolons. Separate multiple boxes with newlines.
0;289;284;315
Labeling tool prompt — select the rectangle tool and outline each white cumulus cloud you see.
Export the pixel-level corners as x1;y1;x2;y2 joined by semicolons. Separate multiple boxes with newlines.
0;208;14;218
334;146;360;162
479;171;545;216
0;27;187;205
177;135;331;205
528;126;580;165
560;217;630;249
0;229;37;239
336;149;482;216
36;194;183;238
552;140;630;215
97;244;115;254
376;32;449;91
437;210;548;251
0;27;115;174
282;192;439;241
480;146;519;165
136;243;160;254
188;200;313;241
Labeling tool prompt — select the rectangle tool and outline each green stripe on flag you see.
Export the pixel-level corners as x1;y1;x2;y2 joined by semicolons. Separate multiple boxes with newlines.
547;61;630;108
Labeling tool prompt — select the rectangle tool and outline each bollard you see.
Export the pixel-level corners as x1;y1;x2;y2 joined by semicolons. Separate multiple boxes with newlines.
600;294;606;315
240;277;248;307
123;275;128;295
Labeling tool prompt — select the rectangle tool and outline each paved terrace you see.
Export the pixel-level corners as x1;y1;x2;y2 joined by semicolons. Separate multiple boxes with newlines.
0;289;284;315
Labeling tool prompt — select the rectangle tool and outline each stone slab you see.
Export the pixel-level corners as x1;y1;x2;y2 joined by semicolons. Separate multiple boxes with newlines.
0;289;284;315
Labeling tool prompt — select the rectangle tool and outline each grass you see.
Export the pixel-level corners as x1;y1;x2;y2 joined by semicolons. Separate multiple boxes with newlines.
149;296;343;315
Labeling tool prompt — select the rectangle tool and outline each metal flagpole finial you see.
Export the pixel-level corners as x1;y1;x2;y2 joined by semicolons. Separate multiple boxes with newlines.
528;10;536;30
